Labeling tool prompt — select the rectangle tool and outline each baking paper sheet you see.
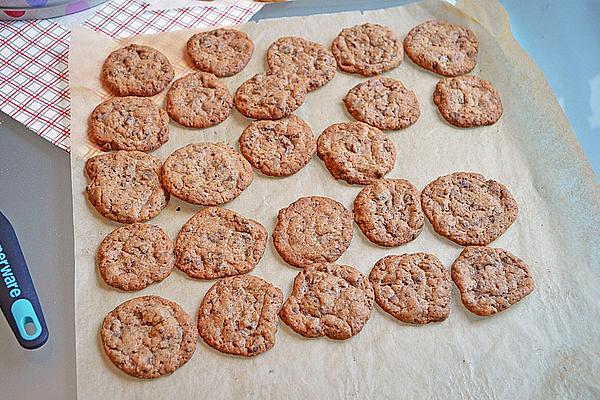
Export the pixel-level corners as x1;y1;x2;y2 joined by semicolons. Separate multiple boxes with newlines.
69;1;600;398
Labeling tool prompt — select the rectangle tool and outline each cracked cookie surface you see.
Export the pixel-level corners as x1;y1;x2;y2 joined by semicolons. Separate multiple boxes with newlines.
187;28;253;77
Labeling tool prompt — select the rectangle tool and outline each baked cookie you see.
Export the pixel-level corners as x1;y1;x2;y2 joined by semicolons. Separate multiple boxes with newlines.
175;207;267;279
267;36;336;91
100;295;197;379
234;72;307;120
451;246;534;316
331;23;403;76
369;253;451;324
344;78;420;130
101;44;174;97
279;263;374;339
85;151;169;223
421;172;518;246
238;115;316;177
97;223;174;291
353;179;424;247
161;143;253;206
88;97;169;152
186;28;254;77
433;76;502;127
197;275;283;356
273;196;353;268
404;20;478;77
166;72;233;128
317;122;396;185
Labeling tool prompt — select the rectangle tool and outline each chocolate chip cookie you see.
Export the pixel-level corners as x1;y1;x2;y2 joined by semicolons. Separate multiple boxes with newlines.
404;20;478;77
97;223;174;291
317;122;396;185
166;72;233;128
421;172;518;246
369;253;451;324
331;23;403;76
267;36;336;91
175;207;267;279
197;275;283;356
344;78;420;130
273;196;353;268
451;246;534;316
100;295;197;379
88;97;169;152
353;178;424;247
85;151;169;223
234;72;307;120
101;44;174;97
433;76;503;127
279;263;374;339
238;115;316;177
187;28;254;77
161;143;253;206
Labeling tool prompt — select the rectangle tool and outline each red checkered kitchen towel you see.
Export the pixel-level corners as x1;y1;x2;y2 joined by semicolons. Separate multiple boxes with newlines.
0;0;263;152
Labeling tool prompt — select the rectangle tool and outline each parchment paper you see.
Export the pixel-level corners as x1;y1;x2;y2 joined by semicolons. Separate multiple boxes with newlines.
69;1;600;398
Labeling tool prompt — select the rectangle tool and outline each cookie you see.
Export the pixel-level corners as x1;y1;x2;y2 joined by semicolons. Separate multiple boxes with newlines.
317;122;396;185
267;36;336;91
273;196;353;268
279;263;374;339
175;207;267;279
88;97;169;152
197;275;283;356
451;246;534;316
97;223;174;291
369;253;451;324
161;143;253;206
331;23;403;77
433;76;502;127
344;78;420;130
234;72;307;120
85;151;169;223
421;172;518;246
238;115;316;177
101;44;174;97
100;295;197;379
186;28;254;77
166;72;233;128
353;178;424;247
404;20;478;77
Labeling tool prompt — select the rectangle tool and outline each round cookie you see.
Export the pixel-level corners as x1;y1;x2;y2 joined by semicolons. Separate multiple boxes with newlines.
234;72;307;120
186;28;253;77
267;36;336;91
88;97;169;152
161;143;253;206
238;115;316;177
101;44;174;97
175;207;267;279
279;263;374;340
353;179;424;247
166;72;233;128
433;76;502;127
369;253;451;324
344;78;420;130
403;20;478;77
85;151;169;223
421;172;518;246
97;223;175;291
451;246;534;316
331;23;403;77
273;196;353;268
317;122;396;185
100;295;197;379
197;275;283;356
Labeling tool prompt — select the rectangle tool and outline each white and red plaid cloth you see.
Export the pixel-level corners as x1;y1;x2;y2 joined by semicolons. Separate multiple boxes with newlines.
0;0;262;152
